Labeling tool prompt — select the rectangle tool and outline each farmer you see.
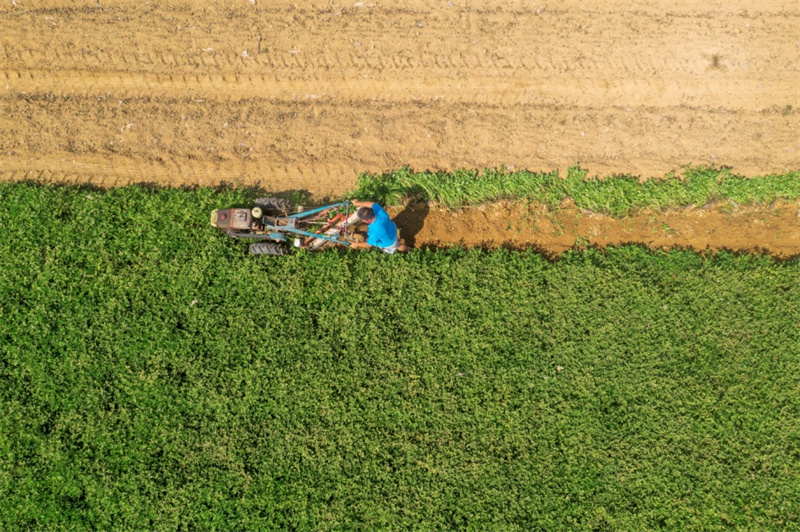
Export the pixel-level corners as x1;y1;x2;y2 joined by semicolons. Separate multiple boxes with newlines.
349;200;409;253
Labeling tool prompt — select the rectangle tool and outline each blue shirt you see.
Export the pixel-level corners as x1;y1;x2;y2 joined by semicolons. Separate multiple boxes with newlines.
366;203;398;248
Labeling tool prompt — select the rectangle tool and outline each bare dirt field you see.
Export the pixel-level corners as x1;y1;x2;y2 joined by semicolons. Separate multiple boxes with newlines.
1;0;798;254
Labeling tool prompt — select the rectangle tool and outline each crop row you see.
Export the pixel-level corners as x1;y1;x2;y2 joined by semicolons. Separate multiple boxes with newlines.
0;182;798;530
353;166;800;214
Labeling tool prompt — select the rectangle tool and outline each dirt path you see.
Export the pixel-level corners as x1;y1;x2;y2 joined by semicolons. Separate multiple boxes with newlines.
391;200;800;258
1;0;798;254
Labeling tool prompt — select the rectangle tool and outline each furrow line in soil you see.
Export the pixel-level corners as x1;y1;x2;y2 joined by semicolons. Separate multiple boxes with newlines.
0;155;355;197
388;200;800;259
2;69;797;109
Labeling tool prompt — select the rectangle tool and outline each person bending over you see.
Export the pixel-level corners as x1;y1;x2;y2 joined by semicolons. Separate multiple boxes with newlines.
349;200;409;253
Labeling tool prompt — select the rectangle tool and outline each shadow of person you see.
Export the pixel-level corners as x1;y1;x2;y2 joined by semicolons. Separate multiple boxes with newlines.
393;199;430;248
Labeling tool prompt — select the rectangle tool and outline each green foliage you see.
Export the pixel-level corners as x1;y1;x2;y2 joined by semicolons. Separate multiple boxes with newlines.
1;183;798;530
353;165;800;214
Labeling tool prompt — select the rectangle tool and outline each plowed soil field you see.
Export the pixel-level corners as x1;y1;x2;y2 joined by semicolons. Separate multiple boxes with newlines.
2;0;799;254
390;199;800;258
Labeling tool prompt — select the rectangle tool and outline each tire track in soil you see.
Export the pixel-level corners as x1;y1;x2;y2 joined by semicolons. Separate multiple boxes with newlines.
3;69;798;109
0;155;357;197
2;96;795;195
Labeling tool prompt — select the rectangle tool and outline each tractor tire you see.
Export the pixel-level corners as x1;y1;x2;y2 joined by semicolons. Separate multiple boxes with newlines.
249;242;287;256
254;197;291;215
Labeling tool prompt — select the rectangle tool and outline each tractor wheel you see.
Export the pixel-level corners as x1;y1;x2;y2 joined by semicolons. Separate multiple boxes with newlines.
249;242;287;256
254;197;291;215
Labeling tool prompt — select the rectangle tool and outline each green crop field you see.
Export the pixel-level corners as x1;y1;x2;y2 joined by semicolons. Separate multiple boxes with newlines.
1;182;798;530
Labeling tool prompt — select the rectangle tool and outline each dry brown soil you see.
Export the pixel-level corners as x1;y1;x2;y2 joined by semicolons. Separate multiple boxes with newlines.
1;0;798;255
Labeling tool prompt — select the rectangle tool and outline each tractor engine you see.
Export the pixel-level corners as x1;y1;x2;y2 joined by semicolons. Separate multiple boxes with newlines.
210;208;264;233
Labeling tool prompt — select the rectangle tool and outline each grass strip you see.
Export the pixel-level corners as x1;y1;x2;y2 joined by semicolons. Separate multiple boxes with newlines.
0;182;798;530
352;166;800;214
